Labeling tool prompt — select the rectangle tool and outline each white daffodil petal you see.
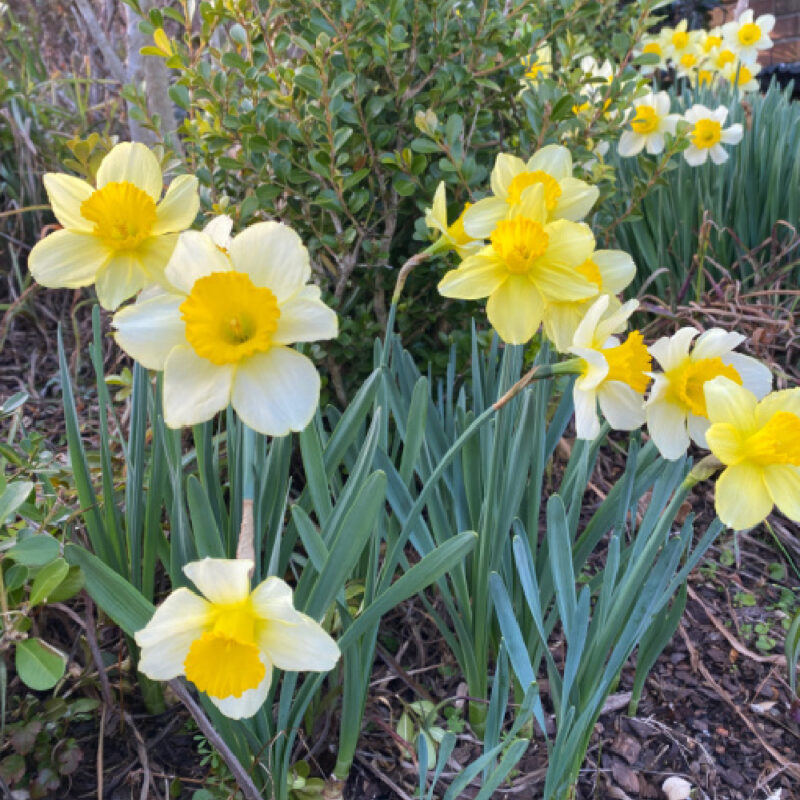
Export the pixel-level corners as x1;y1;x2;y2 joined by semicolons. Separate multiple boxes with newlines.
683;147;707;167
573;385;601;440
593;250;635;293
646;399;689;460
113;292;186;370
274;288;338;345
231;347;320;436
724;353;772;399
687;412;712;448
715;463;772;530
258;615;340;672
209;654;272;720
203;215;234;249
165;231;231;294
152;175;200;235
95;253;149;310
96;142;163;201
251;577;303;624
598;382;645;430
645;132;665;155
462;196;509;239
692;328;744;359
183;558;254;605
618;131;645;157
229;222;311;302
528;144;572;180
648;327;698;371
135;588;212;679
163;345;233;427
42;173;95;232
28;229;110;288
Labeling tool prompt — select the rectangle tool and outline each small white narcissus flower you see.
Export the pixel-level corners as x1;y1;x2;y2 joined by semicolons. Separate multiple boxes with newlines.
722;9;775;64
113;222;338;436
721;59;761;92
618;91;681;157
135;558;340;719
568;295;651;441
682;105;743;167
28;142;200;310
645;327;772;460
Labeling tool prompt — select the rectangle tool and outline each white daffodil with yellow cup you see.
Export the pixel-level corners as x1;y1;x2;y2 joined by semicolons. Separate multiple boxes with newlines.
29;142;199;310
722;9;775;64
113;221;337;435
567;295;651;440
704;378;800;530
438;183;598;345
136;558;340;719
682;105;743;166
617;91;682;158
645;327;772;461
461;146;599;239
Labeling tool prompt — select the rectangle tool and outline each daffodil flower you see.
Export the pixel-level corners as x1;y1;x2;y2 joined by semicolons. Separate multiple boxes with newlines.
659;20;695;63
722;9;775;64
113;222;337;435
135;558;340;719
462;146;599;239
674;47;703;81
29;142;199;310
682;105;743;167
543;249;636;352
424;182;482;258
705;378;800;530
636;36;667;76
706;44;737;72
438;184;597;345
721;59;761;92
645;328;772;460
568;296;651;440
521;44;552;81
617;91;682;157
700;29;724;55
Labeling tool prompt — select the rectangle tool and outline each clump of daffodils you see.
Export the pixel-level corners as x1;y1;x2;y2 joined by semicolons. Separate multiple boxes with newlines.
682;105;743;166
29;142;200;310
136;558;340;719
617;91;681;157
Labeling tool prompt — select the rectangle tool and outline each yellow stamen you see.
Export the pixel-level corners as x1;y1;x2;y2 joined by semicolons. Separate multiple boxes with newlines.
181;271;280;365
691;118;723;149
490;217;549;275
743;412;800;467
715;49;736;68
680;52;698;69
703;34;722;52
697;69;714;87
738;22;761;47
603;331;651;393
630;105;660;135
80;181;157;251
672;30;689;50
506;170;562;210
667;357;742;417
576;259;603;288
643;42;662;56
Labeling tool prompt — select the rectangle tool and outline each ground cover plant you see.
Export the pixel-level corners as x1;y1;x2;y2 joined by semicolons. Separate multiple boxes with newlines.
1;1;799;799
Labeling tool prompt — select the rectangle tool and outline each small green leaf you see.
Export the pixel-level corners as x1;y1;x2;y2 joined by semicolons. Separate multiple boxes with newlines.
7;533;59;567
15;638;66;691
29;558;69;607
47;566;85;603
0;481;34;522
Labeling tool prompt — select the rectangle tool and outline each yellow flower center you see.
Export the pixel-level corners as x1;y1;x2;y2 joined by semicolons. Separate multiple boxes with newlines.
447;202;473;246
183;599;266;699
716;49;736;68
732;64;753;85
738;22;761;47
680;52;698;69
490;217;549;275
603;331;652;393
703;34;722;52
667;357;742;417
691;118;723;149
697;69;714;87
672;31;689;50
80;181;157;251
181;272;280;366
742;412;800;467
643;42;662;56
576;259;603;288
506;171;563;210
631;105;660;135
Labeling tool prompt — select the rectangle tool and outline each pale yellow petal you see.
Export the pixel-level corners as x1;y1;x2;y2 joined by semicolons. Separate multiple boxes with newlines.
164;231;231;294
96;142;163;201
541;220;595;270
754;388;800;428
42;173;95;232
486;275;544;345
112;292;186;370
438;255;506;300
553;179;599;222
183;558;254;605
646;398;690;460
512;183;547;223
703;376;758;428
152;175;200;235
543;300;587;352
274;286;338;345
94;253;150;310
490;153;526;197
715;463;772;529
462;196;508;239
231;347;320;436
527;144;572;180
593;250;636;293
764;465;800;523
163;345;233;427
251;576;304;623
28;229;110;288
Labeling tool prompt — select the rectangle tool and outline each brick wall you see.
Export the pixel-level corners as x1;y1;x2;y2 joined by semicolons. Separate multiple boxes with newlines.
711;0;800;64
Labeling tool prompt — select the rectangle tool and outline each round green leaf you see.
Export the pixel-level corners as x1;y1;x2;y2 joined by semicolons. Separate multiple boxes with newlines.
15;638;66;691
29;558;69;607
7;533;59;567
